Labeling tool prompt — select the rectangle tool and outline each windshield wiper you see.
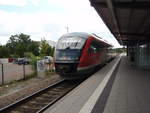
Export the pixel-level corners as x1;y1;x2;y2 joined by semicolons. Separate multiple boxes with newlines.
65;46;71;49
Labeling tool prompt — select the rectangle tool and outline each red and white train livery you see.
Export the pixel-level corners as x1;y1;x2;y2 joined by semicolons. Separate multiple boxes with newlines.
54;32;113;79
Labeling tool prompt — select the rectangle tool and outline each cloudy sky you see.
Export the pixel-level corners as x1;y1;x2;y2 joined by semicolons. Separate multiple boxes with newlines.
0;0;121;47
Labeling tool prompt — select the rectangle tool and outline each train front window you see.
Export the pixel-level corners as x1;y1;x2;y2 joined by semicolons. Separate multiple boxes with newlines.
55;36;86;60
55;49;81;60
56;37;86;49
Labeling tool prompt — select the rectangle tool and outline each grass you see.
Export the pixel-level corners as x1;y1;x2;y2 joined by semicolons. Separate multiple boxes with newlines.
45;69;55;77
24;71;37;80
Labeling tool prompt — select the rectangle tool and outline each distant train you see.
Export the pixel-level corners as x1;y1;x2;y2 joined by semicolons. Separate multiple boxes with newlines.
54;32;116;79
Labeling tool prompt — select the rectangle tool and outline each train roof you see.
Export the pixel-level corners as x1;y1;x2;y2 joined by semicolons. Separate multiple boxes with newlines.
61;32;112;47
61;32;90;39
91;33;113;47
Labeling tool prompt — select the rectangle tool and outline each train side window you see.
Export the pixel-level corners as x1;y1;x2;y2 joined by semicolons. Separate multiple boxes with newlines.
92;46;97;53
96;47;101;53
91;41;101;53
88;45;96;54
88;47;92;54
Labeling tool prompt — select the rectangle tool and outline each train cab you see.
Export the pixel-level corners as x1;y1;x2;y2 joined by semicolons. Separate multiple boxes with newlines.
54;32;113;79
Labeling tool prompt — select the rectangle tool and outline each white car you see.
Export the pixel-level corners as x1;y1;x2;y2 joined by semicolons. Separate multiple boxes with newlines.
44;56;53;64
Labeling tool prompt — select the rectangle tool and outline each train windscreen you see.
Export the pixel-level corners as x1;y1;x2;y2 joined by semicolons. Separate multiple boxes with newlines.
55;49;81;60
56;37;86;49
55;36;86;60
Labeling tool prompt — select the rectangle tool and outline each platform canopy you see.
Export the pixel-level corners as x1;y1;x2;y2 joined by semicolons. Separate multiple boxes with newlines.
90;0;150;46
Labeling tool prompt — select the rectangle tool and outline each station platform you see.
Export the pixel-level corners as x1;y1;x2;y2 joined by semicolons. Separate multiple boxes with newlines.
44;54;150;113
102;56;150;113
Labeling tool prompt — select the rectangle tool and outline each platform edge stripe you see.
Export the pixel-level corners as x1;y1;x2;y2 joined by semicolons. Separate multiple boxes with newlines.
79;55;121;113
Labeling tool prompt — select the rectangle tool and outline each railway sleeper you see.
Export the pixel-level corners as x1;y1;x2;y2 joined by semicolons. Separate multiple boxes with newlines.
11;108;37;113
22;102;47;108
29;101;49;105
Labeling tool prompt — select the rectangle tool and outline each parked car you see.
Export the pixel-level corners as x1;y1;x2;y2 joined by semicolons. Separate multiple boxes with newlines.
17;58;30;65
8;58;14;63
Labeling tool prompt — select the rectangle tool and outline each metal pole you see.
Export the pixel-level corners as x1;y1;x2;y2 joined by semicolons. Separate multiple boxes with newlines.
2;64;4;85
66;26;69;33
23;64;25;80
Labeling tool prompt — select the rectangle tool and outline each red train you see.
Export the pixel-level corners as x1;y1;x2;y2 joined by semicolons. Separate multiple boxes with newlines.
54;32;115;79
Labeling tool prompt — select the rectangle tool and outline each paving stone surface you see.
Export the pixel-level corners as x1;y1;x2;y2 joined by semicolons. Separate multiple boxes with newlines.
102;56;150;113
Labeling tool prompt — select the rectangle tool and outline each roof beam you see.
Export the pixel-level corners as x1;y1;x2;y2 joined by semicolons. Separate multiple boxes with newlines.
127;0;136;36
91;1;150;10
114;32;150;37
135;11;150;33
91;0;123;44
105;0;122;44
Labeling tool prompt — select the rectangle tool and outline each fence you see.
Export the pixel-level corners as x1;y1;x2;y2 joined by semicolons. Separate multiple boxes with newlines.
0;63;34;85
0;61;55;85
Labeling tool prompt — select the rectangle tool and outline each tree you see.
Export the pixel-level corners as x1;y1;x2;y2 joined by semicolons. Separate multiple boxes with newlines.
0;45;9;58
28;41;40;56
6;33;30;57
6;33;40;57
47;46;52;56
50;47;55;56
40;39;53;56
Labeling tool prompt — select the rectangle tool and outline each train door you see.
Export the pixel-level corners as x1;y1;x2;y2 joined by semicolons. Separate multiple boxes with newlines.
89;40;105;66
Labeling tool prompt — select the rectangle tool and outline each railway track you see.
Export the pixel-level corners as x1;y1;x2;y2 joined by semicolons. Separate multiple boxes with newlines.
0;79;83;113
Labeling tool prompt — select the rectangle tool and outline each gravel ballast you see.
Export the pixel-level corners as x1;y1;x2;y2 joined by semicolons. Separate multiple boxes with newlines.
0;74;61;108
